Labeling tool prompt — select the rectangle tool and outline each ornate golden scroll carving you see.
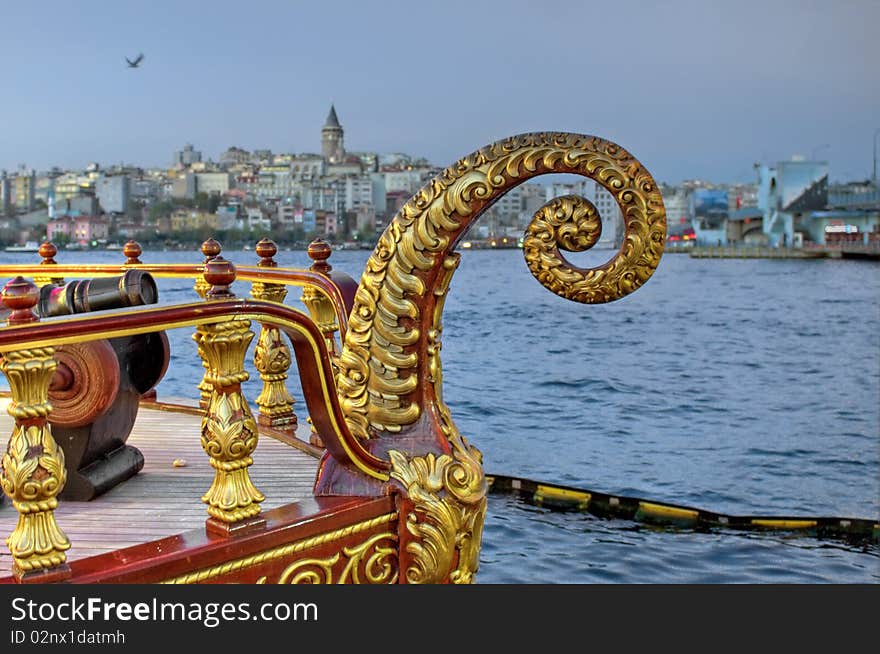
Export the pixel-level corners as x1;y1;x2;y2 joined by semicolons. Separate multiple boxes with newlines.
336;133;665;440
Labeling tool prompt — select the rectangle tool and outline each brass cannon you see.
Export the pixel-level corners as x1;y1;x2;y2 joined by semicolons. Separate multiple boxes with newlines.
37;269;169;500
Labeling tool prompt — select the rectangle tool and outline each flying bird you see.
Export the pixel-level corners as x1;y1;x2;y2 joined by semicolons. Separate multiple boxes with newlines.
125;53;144;68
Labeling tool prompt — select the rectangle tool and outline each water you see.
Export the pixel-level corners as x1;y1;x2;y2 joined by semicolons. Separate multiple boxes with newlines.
1;247;878;583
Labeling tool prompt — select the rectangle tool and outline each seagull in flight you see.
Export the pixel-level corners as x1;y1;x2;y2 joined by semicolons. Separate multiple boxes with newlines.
125;53;144;68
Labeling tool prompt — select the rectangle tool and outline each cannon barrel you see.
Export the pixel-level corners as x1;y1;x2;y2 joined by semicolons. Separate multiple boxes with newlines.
26;268;168;500
38;269;158;317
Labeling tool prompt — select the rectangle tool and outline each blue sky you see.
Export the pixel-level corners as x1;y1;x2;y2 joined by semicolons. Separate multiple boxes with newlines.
1;0;877;184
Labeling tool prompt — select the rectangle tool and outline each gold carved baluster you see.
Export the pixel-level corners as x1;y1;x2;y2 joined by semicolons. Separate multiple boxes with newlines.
301;239;342;360
194;238;222;409
300;238;343;449
34;241;64;288
250;238;297;432
194;257;266;535
0;277;71;582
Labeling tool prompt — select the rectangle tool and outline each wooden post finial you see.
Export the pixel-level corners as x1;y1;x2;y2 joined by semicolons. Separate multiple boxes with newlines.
2;276;40;324
307;238;332;275
204;256;236;299
194;238;222;299
123;240;143;264
255;238;277;268
39;241;58;264
201;238;222;261
250;237;296;433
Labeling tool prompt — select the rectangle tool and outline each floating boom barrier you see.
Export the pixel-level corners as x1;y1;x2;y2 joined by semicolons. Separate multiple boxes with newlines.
486;474;879;543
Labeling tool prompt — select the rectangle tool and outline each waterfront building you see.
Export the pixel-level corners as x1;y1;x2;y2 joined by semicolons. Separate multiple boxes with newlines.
381;168;424;194
690;188;729;245
661;187;689;225
130;176;161;202
115;219;154;240
46;214;109;245
214;204;239;230
170;172;197;201
290;155;325;180
378;152;412;168
170;209;217;232
173;144;202;167
519;182;546;219
194;172;232;195
239;206;271;232
53;172;91;202
349;151;378;173
53;191;99;217
385;190;410;217
277;203;298;229
253;149;273;164
368;173;388;215
220;146;252;167
327;158;363;177
340;176;373;212
316;210;337;236
95;174;130;215
757;157;828;246
724;206;765;244
12;168;36;212
689;159;879;247
350;204;377;237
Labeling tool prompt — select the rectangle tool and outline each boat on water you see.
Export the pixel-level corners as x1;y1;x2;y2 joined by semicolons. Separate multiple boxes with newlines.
0;133;873;585
3;241;40;253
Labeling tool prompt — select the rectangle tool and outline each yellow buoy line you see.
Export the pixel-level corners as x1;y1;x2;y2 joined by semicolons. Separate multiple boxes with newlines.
486;474;879;542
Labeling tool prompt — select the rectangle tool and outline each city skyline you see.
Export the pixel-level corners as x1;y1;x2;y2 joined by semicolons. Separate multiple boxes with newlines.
1;1;878;184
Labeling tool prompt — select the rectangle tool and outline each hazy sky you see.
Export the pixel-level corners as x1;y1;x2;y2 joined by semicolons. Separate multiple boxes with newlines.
1;0;877;184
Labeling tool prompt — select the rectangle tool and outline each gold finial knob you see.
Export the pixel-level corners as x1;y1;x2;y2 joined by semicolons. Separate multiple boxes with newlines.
255;238;277;268
39;241;58;264
200;238;222;261
2;276;40;324
123;240;142;264
204;256;236;298
307;238;332;275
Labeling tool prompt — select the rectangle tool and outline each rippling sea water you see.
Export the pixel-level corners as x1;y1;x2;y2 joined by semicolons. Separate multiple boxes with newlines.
1;247;877;583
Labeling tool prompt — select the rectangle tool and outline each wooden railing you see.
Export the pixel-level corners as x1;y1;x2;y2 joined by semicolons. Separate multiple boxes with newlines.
0;239;355;336
0;253;385;581
0;238;356;435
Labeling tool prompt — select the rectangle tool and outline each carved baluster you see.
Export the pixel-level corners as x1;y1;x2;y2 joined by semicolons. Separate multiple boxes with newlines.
194;238;222;408
301;239;341;358
193;257;265;534
0;277;71;582
250;238;297;432
34;242;63;288
123;240;142;265
301;239;344;450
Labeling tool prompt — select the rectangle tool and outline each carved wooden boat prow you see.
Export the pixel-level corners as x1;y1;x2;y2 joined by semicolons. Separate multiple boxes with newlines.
0;133;665;584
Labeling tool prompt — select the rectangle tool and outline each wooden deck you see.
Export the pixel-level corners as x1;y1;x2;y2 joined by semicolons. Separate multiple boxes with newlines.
0;398;322;577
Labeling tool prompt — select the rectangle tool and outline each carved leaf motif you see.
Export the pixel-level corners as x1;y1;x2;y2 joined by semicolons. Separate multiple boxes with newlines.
389;449;485;584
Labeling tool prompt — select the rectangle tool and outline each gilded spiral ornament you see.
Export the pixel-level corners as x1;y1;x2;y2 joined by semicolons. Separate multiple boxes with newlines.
337;132;666;441
523;186;664;304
